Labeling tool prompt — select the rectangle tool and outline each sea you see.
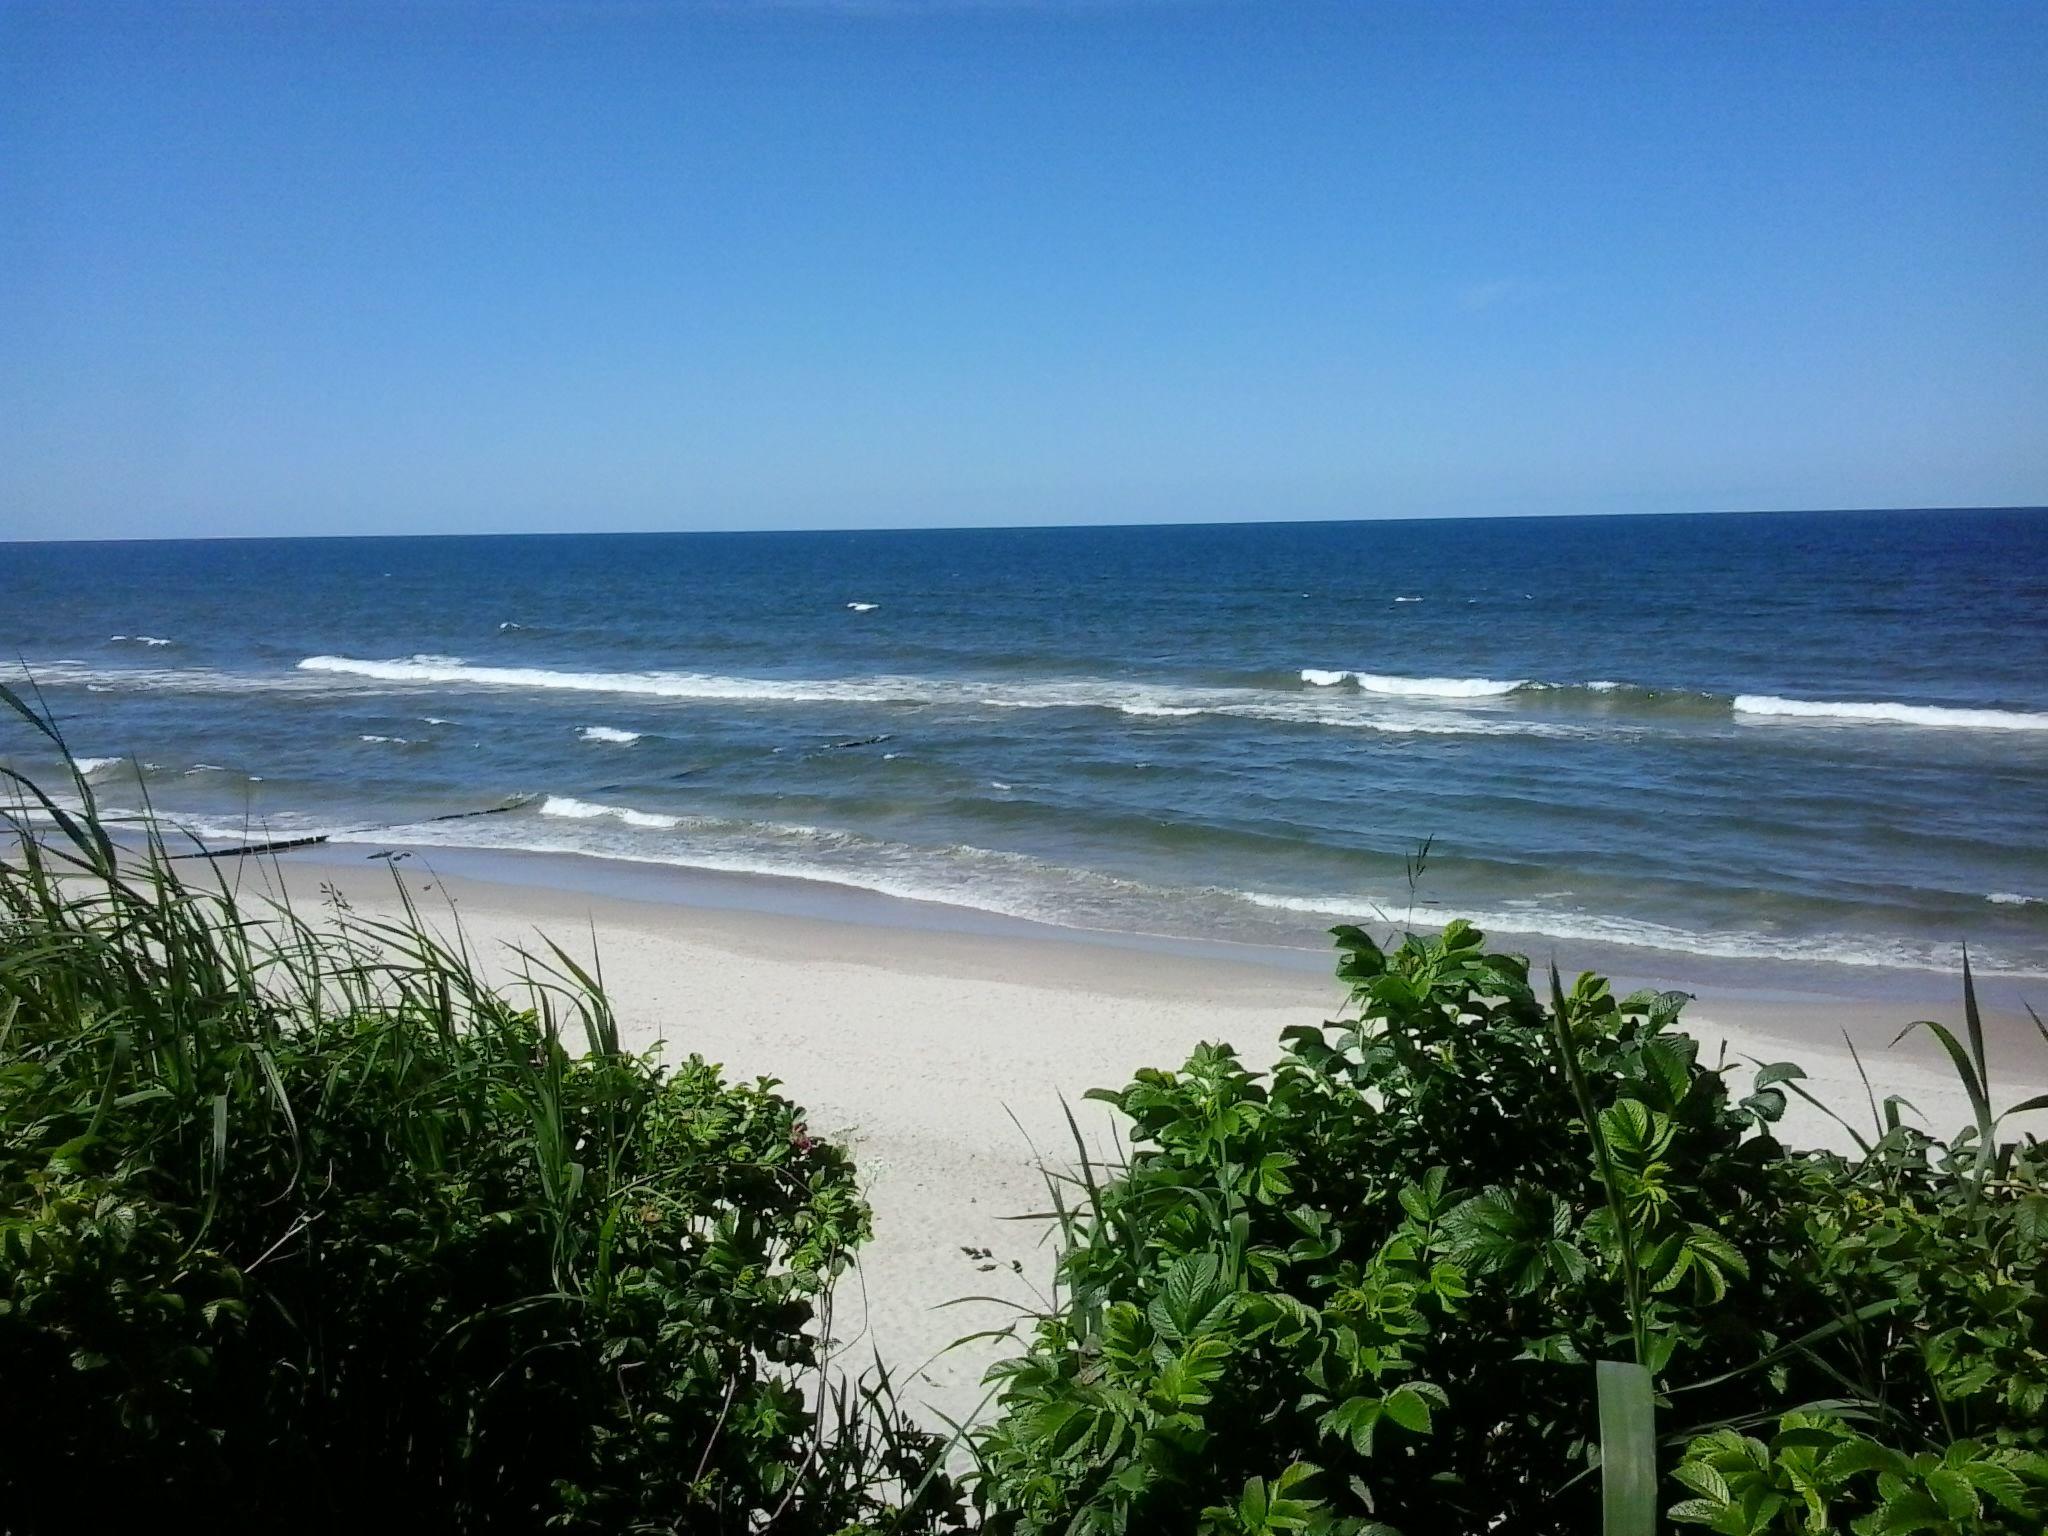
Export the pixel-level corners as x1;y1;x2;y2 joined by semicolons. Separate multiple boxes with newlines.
7;508;2047;981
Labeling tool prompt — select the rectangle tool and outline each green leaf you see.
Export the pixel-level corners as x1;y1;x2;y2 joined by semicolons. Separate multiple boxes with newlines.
1596;1360;1657;1536
1382;1385;1433;1435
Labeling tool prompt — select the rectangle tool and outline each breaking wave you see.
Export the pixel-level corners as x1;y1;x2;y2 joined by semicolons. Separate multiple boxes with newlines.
290;656;1588;738
1733;695;2048;731
1239;890;2033;975
539;795;683;830
33;655;2048;739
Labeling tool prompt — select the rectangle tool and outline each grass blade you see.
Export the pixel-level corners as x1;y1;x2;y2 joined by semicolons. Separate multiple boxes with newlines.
1596;1358;1657;1536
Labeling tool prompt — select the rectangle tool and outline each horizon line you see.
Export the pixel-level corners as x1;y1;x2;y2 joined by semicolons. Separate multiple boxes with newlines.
5;501;2045;547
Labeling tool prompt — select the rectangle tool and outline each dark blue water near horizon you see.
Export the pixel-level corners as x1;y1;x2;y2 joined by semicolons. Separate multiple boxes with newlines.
7;507;2048;975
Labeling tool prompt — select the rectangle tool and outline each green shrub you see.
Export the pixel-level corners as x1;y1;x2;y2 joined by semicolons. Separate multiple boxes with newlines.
1668;986;2048;1535
969;922;2047;1535
0;710;957;1532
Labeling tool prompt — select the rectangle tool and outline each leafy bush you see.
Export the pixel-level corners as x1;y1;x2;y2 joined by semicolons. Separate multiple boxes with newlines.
0;713;957;1532
969;921;2047;1535
1669;992;2048;1535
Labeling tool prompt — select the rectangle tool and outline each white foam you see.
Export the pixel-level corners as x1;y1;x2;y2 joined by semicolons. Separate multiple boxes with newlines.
34;661;337;697
846;602;879;613
62;652;1541;734
1733;695;2048;731
1394;596;1423;603
1988;892;2040;906
299;654;919;703
578;726;642;744
65;789;2046;979
499;621;525;631
1297;669;1525;698
110;634;172;646
1352;672;1526;699
40;654;1597;743
538;795;681;830
299;656;1239;722
1239;891;2036;975
322;809;1155;934
359;734;411;745
71;756;123;776
1243;891;1394;918
421;717;452;726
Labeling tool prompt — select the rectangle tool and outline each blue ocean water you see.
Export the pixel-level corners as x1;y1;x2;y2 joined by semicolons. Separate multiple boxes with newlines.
7;509;2047;975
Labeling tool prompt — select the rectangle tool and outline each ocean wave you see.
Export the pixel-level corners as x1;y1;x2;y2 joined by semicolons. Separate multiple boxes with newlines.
293;655;1583;737
579;726;643;744
1293;672;2047;727
539;794;682;830
1988;892;2041;906
71;756;123;776
335;803;1169;933
109;634;172;646
50;652;2048;738
1732;694;2048;731
538;795;830;837
1355;672;1525;699
32;661;357;697
1297;669;1525;698
359;734;413;745
846;601;879;612
1239;890;2037;976
60;790;2045;978
299;654;909;702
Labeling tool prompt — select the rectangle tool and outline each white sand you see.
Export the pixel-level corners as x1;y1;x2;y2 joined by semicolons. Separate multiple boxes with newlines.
248;853;2044;1432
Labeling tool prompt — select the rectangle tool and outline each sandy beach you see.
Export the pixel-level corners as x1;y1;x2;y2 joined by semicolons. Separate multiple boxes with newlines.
189;840;2043;1433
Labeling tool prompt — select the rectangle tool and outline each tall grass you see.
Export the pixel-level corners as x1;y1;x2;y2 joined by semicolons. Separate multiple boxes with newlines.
0;684;956;1533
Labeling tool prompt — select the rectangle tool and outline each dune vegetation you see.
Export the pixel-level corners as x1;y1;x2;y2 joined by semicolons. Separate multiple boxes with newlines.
3;686;2044;1534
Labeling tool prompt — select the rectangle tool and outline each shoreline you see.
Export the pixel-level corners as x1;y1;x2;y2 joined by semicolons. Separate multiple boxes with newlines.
266;829;2044;1013
200;834;2046;1429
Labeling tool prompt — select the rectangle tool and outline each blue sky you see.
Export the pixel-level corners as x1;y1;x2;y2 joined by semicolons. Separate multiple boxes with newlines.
2;0;2042;540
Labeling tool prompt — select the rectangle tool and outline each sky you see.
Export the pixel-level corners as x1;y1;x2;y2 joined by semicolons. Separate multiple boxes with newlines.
1;0;2043;541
